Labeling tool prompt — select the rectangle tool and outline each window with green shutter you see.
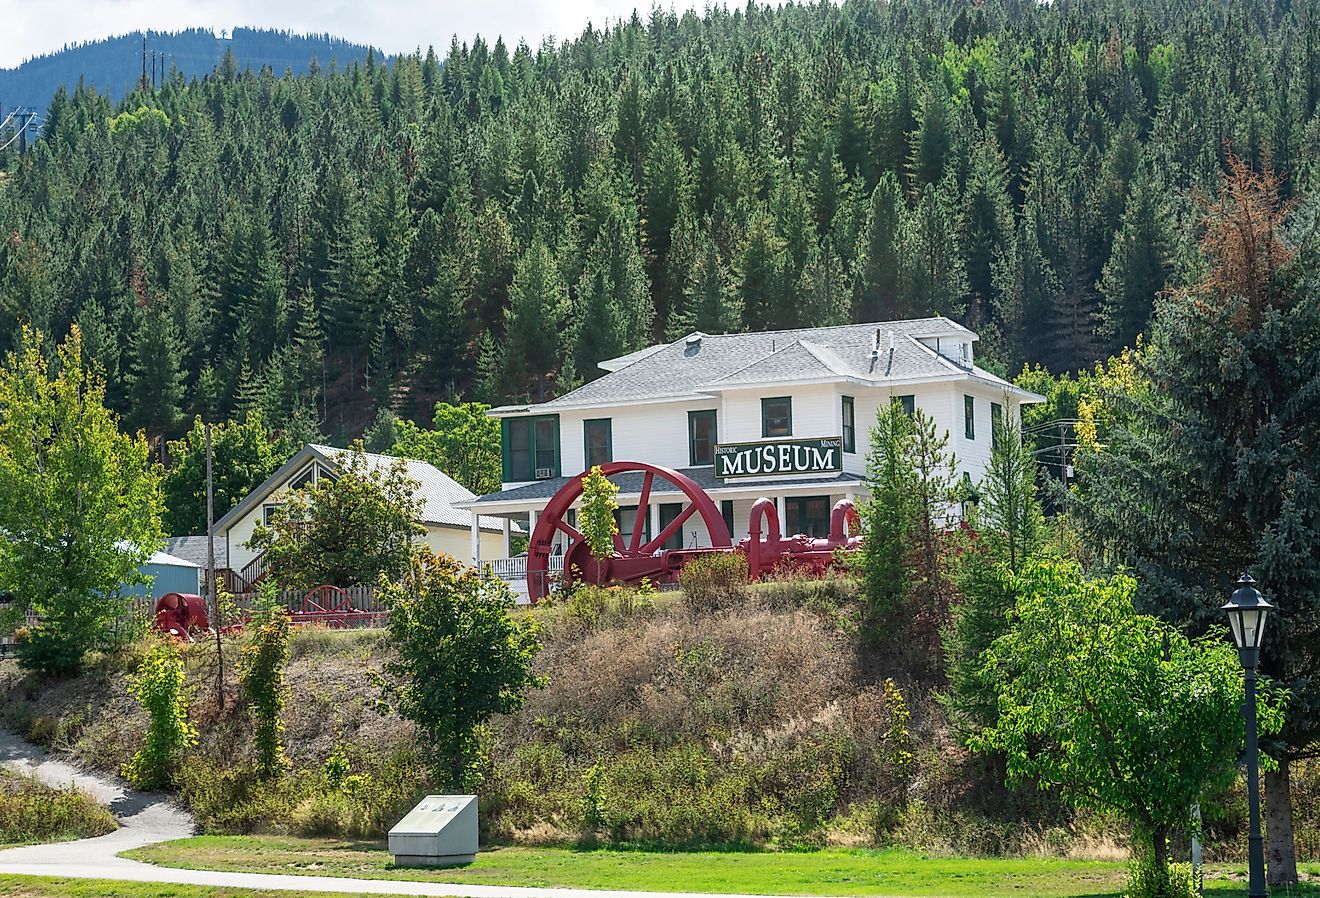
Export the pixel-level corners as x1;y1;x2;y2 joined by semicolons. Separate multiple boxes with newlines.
841;396;856;453
502;415;561;481
964;395;976;440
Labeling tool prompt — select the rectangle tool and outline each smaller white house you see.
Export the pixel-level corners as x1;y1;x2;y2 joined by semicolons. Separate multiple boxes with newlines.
205;444;512;590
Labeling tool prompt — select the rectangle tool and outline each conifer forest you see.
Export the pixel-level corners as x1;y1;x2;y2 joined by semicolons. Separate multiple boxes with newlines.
1;0;1318;443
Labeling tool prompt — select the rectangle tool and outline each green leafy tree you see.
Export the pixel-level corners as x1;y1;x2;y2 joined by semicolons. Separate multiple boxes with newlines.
248;446;423;589
1097;165;1173;354
905;407;962;657
389;402;501;496
161;414;284;536
853;173;907;321
379;549;545;789
579;466;620;569
973;559;1286;890
0;327;163;675
239;588;291;778
122;637;197;790
363;407;401;454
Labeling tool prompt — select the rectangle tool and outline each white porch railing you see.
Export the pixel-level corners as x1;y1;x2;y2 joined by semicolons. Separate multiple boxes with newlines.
486;556;564;581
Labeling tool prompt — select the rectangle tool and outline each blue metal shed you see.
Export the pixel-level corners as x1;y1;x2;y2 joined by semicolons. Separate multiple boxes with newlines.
126;549;201;599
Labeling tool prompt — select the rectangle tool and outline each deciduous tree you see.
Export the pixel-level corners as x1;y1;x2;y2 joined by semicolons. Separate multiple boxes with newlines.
379;549;544;789
249;446;422;589
0;327;163;675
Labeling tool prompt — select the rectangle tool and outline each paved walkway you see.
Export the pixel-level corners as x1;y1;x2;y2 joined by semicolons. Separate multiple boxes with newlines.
0;728;803;898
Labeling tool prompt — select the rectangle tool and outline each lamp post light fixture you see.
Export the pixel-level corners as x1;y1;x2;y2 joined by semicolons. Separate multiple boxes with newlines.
1222;573;1274;898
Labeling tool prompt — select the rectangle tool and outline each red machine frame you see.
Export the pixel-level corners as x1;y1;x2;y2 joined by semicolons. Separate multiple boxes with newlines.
525;461;862;602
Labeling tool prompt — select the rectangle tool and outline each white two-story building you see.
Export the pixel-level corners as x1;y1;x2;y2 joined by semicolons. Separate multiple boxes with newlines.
455;317;1043;599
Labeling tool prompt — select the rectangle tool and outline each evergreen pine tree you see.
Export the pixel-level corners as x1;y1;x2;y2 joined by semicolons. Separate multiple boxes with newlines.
1098;166;1173;353
123;300;186;445
853;173;907;321
505;240;569;401
944;411;1046;737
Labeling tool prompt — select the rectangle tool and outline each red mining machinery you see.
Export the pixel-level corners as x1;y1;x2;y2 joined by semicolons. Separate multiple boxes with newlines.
525;461;862;602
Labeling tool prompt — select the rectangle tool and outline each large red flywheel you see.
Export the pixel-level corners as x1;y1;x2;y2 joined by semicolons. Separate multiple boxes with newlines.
525;462;732;602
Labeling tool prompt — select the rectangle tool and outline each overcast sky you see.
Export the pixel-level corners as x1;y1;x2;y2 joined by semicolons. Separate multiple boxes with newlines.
2;1;712;69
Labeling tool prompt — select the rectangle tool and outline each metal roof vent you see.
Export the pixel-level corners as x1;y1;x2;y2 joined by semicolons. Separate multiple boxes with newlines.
686;334;702;347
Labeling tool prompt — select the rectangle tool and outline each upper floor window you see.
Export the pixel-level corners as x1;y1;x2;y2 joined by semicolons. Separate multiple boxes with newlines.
689;410;718;466
964;395;976;440
991;402;1003;449
584;418;612;468
502;415;560;481
894;394;915;416
289;462;335;492
762;397;792;438
841;396;856;453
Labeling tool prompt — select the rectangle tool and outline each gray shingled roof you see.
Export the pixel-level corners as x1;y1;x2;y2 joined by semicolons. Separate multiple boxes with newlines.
506;318;998;411
164;535;227;569
466;467;863;506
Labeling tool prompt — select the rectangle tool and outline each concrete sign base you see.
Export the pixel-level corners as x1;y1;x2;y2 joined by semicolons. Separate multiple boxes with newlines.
388;794;478;867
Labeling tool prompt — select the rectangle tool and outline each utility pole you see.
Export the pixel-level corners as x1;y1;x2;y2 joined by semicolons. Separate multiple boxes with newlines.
206;422;224;711
140;35;149;91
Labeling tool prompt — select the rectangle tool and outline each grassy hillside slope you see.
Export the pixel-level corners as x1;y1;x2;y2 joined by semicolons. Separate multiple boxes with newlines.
0;579;1284;860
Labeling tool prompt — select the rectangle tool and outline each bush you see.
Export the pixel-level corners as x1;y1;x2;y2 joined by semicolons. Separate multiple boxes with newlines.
1125;856;1198;898
558;583;656;632
678;553;748;613
121;637;197;790
0;769;116;845
240;594;291;777
177;759;298;833
15;625;85;678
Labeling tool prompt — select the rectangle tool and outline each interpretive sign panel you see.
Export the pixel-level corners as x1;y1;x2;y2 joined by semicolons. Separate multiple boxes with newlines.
714;436;844;479
388;794;478;866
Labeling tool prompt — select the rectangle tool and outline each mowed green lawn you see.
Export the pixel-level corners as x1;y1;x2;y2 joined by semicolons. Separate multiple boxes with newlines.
0;875;391;897
122;835;1320;897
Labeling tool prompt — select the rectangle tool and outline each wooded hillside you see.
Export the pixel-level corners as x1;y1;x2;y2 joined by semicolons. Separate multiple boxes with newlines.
0;0;1316;443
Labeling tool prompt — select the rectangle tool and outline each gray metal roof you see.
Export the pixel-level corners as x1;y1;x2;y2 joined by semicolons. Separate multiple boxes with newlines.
212;444;513;534
495;318;1011;412
465;467;863;506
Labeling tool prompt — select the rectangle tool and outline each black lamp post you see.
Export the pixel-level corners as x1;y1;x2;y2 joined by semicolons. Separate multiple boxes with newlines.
1222;573;1274;898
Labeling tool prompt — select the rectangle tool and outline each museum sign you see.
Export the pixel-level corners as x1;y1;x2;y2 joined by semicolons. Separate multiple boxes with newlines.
714;437;844;479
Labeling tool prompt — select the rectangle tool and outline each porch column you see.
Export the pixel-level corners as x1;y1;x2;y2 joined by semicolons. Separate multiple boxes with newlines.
470;512;481;568
503;517;512;557
529;509;540;553
650;502;661;549
775;495;786;530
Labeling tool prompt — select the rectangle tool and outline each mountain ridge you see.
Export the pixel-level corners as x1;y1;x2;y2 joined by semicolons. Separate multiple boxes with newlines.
0;27;382;117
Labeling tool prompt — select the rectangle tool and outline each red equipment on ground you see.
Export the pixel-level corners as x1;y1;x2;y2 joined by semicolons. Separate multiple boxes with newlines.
153;592;210;639
152;585;385;639
525;462;862;602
